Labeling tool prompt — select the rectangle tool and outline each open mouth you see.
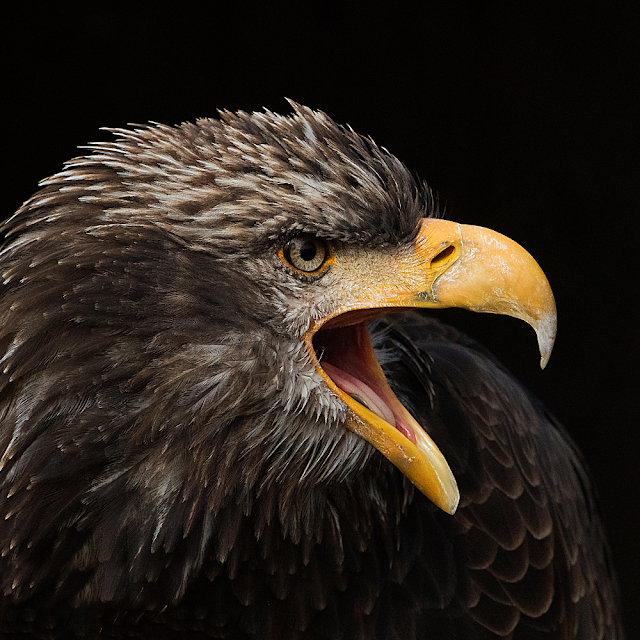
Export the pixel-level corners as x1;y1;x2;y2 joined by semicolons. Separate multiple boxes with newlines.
311;311;416;444
305;308;461;515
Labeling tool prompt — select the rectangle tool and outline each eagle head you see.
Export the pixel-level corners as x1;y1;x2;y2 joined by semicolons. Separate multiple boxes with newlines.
0;104;555;612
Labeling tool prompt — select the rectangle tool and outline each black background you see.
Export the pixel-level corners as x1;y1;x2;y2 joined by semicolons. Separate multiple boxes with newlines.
4;3;639;635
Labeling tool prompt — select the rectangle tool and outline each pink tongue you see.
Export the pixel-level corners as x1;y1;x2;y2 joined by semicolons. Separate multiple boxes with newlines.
322;362;396;427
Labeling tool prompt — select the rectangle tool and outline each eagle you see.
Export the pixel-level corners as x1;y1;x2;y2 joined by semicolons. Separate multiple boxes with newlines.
0;104;623;639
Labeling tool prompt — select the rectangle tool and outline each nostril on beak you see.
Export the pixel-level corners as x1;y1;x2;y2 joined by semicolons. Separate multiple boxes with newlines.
431;244;455;267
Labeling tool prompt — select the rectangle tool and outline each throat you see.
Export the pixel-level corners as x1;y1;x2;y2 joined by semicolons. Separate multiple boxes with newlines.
312;322;416;443
321;362;396;426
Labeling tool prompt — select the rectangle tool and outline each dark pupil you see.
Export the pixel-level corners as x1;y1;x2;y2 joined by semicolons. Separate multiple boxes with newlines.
299;241;317;262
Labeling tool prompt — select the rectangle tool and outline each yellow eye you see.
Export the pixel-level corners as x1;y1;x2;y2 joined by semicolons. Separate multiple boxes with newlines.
282;235;329;273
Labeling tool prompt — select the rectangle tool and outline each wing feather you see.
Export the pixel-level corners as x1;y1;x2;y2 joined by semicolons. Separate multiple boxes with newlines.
379;312;623;639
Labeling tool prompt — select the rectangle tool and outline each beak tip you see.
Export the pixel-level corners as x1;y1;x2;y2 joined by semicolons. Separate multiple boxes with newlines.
446;490;460;515
430;467;460;515
536;312;557;370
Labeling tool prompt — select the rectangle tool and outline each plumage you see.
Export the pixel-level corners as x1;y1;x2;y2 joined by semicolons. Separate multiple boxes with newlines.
0;104;623;638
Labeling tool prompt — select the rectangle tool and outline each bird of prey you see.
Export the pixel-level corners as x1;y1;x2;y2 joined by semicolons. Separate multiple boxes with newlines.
0;104;623;639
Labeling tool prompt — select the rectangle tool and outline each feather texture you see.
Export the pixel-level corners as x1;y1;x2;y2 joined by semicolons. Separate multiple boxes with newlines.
0;106;623;638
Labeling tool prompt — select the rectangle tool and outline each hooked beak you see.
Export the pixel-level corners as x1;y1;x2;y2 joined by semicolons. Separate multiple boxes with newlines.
305;218;556;514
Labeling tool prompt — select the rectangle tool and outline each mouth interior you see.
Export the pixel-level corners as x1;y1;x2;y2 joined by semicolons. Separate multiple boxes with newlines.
312;315;417;444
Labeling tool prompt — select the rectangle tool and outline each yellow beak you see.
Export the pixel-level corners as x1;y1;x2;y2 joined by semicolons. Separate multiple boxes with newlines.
306;218;556;515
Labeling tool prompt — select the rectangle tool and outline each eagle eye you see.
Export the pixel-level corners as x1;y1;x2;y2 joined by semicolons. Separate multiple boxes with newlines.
281;235;329;273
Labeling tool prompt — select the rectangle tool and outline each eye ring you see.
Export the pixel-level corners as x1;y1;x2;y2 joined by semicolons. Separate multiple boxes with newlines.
281;234;330;273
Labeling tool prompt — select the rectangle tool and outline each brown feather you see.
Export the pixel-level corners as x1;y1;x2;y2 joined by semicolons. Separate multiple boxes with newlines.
0;107;624;638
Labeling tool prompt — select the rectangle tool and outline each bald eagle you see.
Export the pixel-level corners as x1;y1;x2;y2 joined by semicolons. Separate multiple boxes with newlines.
0;105;623;639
